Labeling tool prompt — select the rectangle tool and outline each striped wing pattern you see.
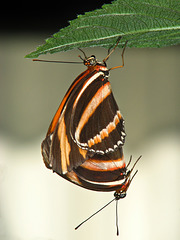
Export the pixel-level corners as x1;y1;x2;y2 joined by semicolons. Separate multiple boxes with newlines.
70;71;126;155
41;61;129;192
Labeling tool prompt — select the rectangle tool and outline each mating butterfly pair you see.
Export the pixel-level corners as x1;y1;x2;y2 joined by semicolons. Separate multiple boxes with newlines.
40;37;140;235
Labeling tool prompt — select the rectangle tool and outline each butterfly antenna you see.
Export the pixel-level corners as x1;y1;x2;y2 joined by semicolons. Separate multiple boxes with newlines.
75;198;116;230
33;59;82;64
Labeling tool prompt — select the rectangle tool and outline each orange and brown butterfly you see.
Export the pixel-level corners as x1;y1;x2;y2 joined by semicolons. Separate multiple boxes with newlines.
39;37;141;234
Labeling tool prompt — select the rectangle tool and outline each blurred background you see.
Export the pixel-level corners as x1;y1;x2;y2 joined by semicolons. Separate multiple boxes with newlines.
0;1;180;240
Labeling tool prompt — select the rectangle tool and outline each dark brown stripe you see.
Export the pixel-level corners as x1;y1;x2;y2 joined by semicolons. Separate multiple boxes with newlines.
74;165;126;182
63;170;129;192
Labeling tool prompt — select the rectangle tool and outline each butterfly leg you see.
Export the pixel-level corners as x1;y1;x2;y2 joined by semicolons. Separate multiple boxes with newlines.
109;40;128;71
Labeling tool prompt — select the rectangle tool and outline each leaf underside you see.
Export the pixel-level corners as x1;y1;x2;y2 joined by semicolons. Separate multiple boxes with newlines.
26;0;180;58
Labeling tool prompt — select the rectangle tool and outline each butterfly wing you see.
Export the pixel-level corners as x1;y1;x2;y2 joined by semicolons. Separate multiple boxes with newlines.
41;69;95;174
70;71;126;156
41;67;126;177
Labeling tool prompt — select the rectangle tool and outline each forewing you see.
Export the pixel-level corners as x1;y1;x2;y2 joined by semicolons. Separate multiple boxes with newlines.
70;74;126;155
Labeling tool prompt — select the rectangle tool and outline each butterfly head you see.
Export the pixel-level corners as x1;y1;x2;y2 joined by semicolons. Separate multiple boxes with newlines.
114;191;126;200
84;55;97;66
78;49;107;68
78;49;98;66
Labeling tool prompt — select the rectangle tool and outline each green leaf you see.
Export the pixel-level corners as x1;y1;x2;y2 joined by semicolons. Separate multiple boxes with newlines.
25;0;180;58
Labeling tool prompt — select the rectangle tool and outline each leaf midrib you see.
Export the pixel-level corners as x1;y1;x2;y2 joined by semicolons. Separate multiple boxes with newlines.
40;25;180;54
77;12;179;24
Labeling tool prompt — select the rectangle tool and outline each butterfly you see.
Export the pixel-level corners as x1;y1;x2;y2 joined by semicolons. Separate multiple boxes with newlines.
40;37;140;235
